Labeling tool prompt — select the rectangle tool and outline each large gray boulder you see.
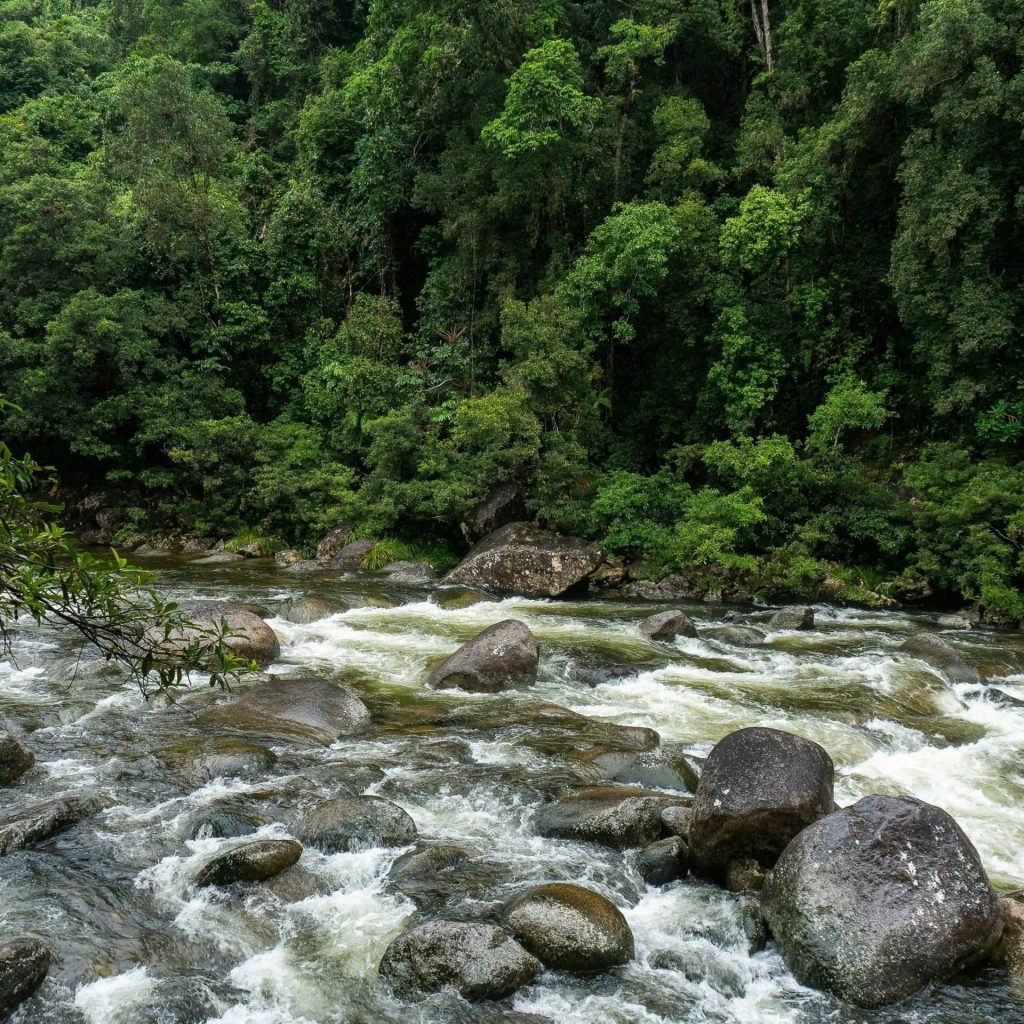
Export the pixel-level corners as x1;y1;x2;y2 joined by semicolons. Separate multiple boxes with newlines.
689;727;834;881
200;676;370;746
640;610;697;640
768;607;815;631
0;730;34;786
195;838;303;887
174;601;281;666
315;523;355;561
297;795;416;852
444;523;603;598
535;786;688;850
426;620;539;693
900;632;981;685
379;920;540;1000
0;796;95;856
763;795;1003;1008
0;939;49;1020
329;538;376;568
470;483;525;539
503;883;634;973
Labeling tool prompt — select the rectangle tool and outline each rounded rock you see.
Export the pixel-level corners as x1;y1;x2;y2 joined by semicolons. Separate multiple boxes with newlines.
0;729;34;786
426;620;539;693
640;610;697;641
503;882;634;973
298;795;416;852
195;838;302;887
0;938;50;1019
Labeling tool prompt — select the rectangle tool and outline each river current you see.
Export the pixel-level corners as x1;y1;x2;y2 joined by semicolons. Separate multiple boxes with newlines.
3;557;1024;1024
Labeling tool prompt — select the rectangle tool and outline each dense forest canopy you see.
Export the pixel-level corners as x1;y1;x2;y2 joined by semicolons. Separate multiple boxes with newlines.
0;0;1022;617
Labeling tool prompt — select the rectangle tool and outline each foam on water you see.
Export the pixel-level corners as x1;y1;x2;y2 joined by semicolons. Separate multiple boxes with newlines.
74;967;159;1023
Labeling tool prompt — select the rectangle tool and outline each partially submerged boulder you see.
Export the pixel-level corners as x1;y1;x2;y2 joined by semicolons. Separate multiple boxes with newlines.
195;838;302;887
703;625;765;647
689;727;834;881
900;632;981;686
426;620;539;693
591;745;699;793
763;795;1003;1008
0;730;34;785
297;795;416;852
0;796;95;855
444;523;603;598
503;883;634;973
0;939;50;1020
640;610;697;641
153;738;277;788
281;595;345;624
535;786;688;850
636;837;686;885
329;538;375;568
174;601;281;666
379;920;540;1001
200;676;370;746
768;607;815;631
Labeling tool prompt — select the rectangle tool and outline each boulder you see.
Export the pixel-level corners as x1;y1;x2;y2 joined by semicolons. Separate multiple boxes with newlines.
388;843;470;883
181;537;216;554
444;523;603;598
0;796;95;855
275;549;304;567
329;538;375;568
297;795;416;852
534;786;689;850
281;596;344;624
704;625;765;647
768;607;815;631
430;587;498;610
194;552;245;564
315;523;355;561
199;676;371;746
503;883;634;973
689;727;834;881
660;805;693;838
0;730;34;785
993;897;1024;978
381;561;438;583
457;1010;552;1024
153;738;276;788
636;837;686;885
174;601;281;666
0;939;49;1020
426;620;539;693
762;795;1003;1008
591;746;699;793
725;858;766;893
565;663;640;688
379;920;540;1000
640;610;697;641
188;803;266;840
900;632;981;685
195;838;303;887
470;483;525;539
740;896;768;954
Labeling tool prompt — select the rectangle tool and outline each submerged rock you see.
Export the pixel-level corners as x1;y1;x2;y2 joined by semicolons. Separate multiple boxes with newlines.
174;600;281;666
281;595;345;624
297;795;416;852
200;676;370;746
0;730;34;785
703;625;765;647
430;587;498;610
640;610;697;640
535;785;689;849
426;620;539;693
591;745;699;793
0;796;95;855
689;727;834;881
188;802;267;840
768;607;815;631
153;738;277;788
503;883;634;973
900;632;981;685
195;838;303;887
381;560;438;583
379;920;540;1000
444;523;603;598
193;552;245;564
763;795;1003;1008
388;843;471;882
636;836;686;885
0;938;50;1020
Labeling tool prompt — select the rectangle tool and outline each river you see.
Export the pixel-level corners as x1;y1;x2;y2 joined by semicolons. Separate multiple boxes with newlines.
2;556;1024;1024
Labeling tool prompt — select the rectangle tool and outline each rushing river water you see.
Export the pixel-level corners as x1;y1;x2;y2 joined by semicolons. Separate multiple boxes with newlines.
3;557;1024;1024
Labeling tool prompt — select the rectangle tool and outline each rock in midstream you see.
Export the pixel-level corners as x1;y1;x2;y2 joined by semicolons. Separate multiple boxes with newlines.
768;607;815;630
174;600;281;666
443;522;603;598
762;795;1003;1008
640;610;697;640
688;726;834;881
0;796;96;856
900;632;982;685
153;737;277;788
0;729;34;786
503;882;634;973
636;836;687;885
0;939;50;1020
378;920;541;1000
199;676;370;745
535;785;690;849
195;838;303;887
297;795;417;852
281;595;346;624
426;619;539;693
589;745;699;792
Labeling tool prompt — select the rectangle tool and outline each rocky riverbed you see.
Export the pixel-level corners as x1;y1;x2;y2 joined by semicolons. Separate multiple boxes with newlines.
2;554;1024;1023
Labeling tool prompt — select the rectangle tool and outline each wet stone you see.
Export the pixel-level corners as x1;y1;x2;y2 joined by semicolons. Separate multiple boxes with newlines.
0;729;34;785
0;938;50;1020
426;619;539;693
592;745;699;793
281;595;345;624
379;920;541;1001
297;794;417;852
640;610;697;641
0;796;96;855
768;607;815;631
726;857;767;893
195;838;303;887
660;805;693;838
188;802;267;840
173;600;281;666
636;836;686;885
503;882;634;973
900;632;982;685
153;737;277;788
388;843;471;882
